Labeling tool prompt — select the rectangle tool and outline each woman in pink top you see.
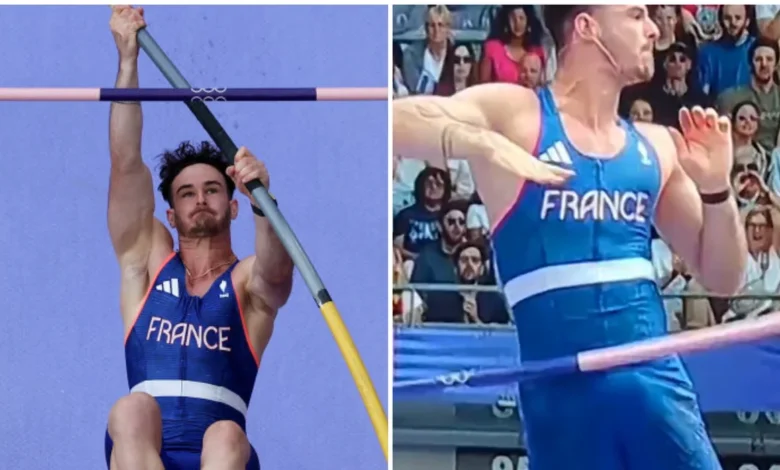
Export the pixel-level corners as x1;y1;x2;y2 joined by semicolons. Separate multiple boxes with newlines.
479;6;546;85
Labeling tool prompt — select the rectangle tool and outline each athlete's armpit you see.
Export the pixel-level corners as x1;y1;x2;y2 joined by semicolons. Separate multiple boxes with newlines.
234;256;288;319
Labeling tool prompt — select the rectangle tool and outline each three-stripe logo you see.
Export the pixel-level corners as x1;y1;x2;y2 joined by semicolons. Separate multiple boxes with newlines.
155;278;180;298
538;141;573;165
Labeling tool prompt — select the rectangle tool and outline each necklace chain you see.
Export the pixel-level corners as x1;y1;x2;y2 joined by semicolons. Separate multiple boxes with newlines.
184;256;237;282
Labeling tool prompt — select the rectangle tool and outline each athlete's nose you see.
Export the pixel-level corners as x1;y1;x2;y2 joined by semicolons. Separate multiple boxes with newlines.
646;17;660;41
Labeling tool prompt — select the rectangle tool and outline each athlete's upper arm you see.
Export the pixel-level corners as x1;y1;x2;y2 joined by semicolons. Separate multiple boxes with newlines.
392;83;537;168
640;124;704;269
450;83;538;131
108;162;172;269
233;256;280;318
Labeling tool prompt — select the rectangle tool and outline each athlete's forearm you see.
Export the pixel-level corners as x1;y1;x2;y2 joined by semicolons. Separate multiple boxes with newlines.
393;96;524;171
695;198;747;295
109;59;143;172
249;213;293;308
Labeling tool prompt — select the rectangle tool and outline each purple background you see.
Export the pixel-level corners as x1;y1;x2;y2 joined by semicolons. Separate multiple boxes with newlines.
0;5;387;469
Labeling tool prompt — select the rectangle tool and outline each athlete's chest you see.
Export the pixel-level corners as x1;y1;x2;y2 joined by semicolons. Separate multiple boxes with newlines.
139;267;240;341
526;137;662;225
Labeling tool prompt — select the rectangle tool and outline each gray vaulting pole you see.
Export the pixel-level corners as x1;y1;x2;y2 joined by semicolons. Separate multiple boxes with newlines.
137;27;321;302
135;28;389;457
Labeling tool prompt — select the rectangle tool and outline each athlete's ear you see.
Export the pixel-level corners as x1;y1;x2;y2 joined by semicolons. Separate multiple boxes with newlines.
166;207;176;229
573;11;601;43
230;199;239;220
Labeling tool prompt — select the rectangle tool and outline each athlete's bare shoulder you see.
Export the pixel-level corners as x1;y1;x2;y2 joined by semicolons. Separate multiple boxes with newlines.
632;121;679;184
118;218;174;332
452;83;542;151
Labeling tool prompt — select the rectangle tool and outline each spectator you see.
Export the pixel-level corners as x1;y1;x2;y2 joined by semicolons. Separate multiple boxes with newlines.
730;101;770;182
393;155;474;211
393;167;451;260
733;168;778;208
650;6;698;75
652;238;716;331
756;5;780;42
409;200;469;323
698;5;758;97
479;5;545;84
642;42;709;129
626;97;654;123
401;5;452;95
393;42;410;98
745;207;780;289
717;39;780;151
724;206;780;321
518;51;545;89
684;5;722;39
455;242;509;324
434;42;479;96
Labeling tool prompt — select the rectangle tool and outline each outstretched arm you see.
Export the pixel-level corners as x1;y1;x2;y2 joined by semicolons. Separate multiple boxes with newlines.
651;109;747;295
393;84;571;185
107;6;161;270
229;148;294;314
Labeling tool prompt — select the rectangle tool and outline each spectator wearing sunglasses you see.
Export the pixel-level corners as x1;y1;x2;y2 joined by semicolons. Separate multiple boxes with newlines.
641;42;709;129
409;200;469;323
434;42;479;96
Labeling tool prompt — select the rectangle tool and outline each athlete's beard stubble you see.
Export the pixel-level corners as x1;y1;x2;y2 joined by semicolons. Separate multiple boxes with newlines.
591;35;654;85
175;208;231;238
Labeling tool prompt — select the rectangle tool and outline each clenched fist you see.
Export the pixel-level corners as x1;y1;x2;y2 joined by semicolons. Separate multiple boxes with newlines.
110;5;146;62
226;147;270;202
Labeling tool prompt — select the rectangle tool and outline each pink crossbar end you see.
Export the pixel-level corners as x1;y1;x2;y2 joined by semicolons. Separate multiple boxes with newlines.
315;87;387;101
578;312;780;372
0;88;100;101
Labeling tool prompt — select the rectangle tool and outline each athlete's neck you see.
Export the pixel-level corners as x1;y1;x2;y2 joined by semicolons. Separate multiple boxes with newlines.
550;61;621;131
178;231;236;278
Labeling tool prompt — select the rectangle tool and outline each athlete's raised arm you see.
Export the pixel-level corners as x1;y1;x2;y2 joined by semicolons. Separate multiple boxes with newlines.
646;106;747;295
228;148;294;316
107;6;171;276
393;83;573;185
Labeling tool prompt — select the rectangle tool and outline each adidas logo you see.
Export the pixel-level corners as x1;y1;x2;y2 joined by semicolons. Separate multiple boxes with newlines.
538;141;573;165
155;278;180;298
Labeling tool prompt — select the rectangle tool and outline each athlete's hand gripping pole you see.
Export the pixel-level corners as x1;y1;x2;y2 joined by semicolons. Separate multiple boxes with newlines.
135;27;388;460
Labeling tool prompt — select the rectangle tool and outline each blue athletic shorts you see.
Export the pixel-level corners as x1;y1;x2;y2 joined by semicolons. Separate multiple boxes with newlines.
104;430;261;470
519;356;721;470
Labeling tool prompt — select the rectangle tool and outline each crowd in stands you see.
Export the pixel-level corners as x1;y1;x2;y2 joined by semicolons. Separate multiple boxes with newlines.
392;5;780;330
